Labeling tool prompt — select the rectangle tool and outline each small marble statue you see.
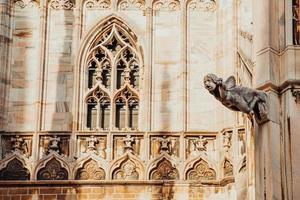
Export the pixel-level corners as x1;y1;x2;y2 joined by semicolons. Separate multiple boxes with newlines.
204;73;268;124
123;134;135;152
193;136;208;152
86;135;99;153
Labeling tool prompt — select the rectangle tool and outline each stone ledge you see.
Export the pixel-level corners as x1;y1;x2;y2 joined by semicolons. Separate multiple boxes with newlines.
0;178;234;187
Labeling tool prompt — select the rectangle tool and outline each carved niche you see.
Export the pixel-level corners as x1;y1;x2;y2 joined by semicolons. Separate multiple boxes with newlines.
293;0;300;45
113;159;139;180
39;135;70;158
113;135;142;158
75;159;105;180
118;0;145;10
77;135;106;158
0;158;30;180
1;135;32;158
150;136;179;158
149;158;179;180
224;159;233;177
37;158;68;180
186;159;216;181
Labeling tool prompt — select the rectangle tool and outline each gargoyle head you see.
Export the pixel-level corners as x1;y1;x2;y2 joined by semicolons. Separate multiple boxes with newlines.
203;73;222;93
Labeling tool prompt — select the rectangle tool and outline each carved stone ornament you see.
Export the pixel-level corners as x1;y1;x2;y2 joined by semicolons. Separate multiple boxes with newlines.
224;159;233;177
113;159;139;180
186;159;216;181
0;158;30;180
50;0;74;10
85;0;110;9
188;0;216;11
118;0;145;10
223;132;232;152
123;134;135;153
239;30;253;42
291;88;300;104
150;158;179;180
193;136;208;152
10;135;29;156
204;74;268;124
37;158;68;180
14;0;37;8
75;159;105;180
153;0;180;11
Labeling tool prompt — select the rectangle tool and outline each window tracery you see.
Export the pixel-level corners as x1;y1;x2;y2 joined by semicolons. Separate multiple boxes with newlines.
84;21;142;131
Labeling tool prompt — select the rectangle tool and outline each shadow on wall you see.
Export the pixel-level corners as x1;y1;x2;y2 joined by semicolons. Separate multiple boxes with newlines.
160;64;171;131
50;4;74;131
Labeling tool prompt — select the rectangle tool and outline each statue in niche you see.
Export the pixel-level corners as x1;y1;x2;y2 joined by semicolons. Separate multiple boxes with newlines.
10;136;28;156
203;74;268;124
86;135;99;154
48;136;60;153
122;134;135;153
192;136;208;152
293;0;300;45
223;132;232;152
156;136;172;154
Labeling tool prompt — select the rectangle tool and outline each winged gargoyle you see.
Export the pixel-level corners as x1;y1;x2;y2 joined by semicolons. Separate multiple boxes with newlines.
203;73;268;124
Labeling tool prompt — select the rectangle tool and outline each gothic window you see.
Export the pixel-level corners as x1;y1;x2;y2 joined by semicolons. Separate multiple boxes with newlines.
84;21;142;131
0;159;30;180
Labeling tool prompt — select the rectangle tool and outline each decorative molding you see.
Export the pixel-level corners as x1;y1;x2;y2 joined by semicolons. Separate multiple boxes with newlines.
84;0;110;9
188;0;216;11
153;0;180;11
49;0;74;10
118;0;145;10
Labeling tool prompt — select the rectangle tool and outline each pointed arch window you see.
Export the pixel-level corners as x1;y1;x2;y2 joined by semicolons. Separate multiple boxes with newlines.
84;20;142;131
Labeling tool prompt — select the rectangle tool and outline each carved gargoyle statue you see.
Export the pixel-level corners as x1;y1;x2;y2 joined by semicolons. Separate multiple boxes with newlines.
203;73;268;124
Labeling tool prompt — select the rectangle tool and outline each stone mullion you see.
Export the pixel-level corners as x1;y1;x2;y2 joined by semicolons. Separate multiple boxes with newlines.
181;0;187;132
110;56;116;130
